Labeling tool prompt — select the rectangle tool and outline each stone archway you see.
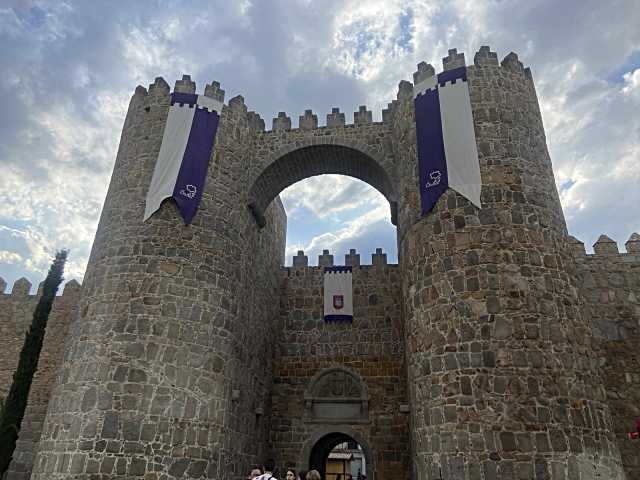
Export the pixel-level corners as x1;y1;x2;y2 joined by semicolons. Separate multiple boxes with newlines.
247;140;398;228
302;427;375;480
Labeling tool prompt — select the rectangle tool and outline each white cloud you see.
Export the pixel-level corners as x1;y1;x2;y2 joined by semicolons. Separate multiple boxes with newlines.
0;0;639;285
280;175;386;219
0;250;22;264
622;68;640;96
284;192;393;265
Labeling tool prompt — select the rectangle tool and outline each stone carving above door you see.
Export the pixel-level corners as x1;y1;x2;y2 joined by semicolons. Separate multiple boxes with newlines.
304;366;369;424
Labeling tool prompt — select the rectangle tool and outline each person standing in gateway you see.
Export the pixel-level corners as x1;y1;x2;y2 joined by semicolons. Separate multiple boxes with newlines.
256;459;278;480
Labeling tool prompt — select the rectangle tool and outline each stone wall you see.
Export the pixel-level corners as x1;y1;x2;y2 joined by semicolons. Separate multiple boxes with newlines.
0;278;81;480
570;233;640;480
271;250;410;480
247;110;398;229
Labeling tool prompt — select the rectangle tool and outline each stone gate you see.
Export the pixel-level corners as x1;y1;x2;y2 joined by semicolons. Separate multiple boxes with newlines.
16;46;636;480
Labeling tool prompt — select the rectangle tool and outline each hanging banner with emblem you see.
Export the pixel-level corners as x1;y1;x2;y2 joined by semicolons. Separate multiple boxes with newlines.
144;92;222;224
413;66;482;215
323;266;353;323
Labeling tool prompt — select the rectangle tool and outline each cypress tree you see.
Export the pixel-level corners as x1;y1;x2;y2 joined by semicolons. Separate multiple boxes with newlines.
0;250;67;475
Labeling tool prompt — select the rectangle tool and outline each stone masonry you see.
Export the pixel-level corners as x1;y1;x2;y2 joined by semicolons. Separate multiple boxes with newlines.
272;253;409;479
0;279;81;480
0;46;638;479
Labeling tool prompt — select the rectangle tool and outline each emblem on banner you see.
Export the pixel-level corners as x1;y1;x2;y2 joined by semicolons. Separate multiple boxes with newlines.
179;184;197;199
333;295;344;310
425;170;441;188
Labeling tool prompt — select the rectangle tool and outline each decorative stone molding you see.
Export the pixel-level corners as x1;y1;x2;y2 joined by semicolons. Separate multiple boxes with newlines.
304;366;369;424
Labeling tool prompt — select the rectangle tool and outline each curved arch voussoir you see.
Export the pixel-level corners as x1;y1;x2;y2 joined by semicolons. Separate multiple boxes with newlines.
249;134;397;228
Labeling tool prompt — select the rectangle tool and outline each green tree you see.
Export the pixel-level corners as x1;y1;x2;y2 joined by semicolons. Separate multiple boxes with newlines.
0;251;67;475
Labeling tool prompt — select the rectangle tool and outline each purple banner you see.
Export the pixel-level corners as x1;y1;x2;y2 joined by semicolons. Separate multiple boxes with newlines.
415;87;448;215
436;66;467;85
172;106;220;224
415;65;470;215
170;92;198;107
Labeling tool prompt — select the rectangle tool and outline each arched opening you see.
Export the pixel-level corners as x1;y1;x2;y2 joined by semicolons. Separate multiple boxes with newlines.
308;432;370;480
248;144;398;228
280;175;397;267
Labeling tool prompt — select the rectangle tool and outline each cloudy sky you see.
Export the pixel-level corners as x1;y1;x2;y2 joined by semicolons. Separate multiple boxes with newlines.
0;0;639;291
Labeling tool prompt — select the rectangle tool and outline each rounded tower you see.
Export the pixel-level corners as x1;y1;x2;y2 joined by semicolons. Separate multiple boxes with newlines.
31;77;287;479
394;47;625;479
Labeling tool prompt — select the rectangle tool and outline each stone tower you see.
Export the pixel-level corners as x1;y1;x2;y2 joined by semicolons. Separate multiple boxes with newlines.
29;47;627;479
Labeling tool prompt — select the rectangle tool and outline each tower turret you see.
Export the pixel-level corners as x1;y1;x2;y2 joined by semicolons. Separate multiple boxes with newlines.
394;46;625;479
31;77;287;479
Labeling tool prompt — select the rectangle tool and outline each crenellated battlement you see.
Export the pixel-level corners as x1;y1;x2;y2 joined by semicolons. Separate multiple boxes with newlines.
411;45;533;91
126;45;536;143
289;247;394;268
0;276;82;296
567;232;640;258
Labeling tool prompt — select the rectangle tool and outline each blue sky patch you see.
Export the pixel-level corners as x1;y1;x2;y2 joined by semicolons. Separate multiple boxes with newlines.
606;50;640;84
397;8;414;52
559;178;576;193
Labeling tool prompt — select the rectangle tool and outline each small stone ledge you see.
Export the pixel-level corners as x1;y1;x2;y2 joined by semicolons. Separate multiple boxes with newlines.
594;234;619;255
345;249;360;267
501;52;525;73
413;61;436;85
354;106;373;125
326;107;345;128
299;110;318;130
443;48;465;71
228;95;247;113
272;112;292;131
133;85;148;97
204;80;225;102
174;74;196;94
372;248;387;267
473;46;499;67
626;232;640;253
567;235;586;257
148;76;170;94
11;277;31;295
318;249;334;267
292;250;308;267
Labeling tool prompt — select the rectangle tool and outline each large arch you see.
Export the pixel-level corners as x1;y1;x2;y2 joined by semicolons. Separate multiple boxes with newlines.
247;140;398;228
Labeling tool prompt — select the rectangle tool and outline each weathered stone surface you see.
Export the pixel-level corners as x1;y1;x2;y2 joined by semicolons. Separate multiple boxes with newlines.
318;249;334;267
345;248;360;267
1;281;80;480
273;264;408;479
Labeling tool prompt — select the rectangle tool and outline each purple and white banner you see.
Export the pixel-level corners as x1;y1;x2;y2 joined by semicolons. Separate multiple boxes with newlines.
144;92;222;224
414;66;482;215
323;266;353;323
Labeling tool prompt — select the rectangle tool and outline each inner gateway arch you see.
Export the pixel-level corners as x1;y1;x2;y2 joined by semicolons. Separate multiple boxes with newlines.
26;46;634;480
